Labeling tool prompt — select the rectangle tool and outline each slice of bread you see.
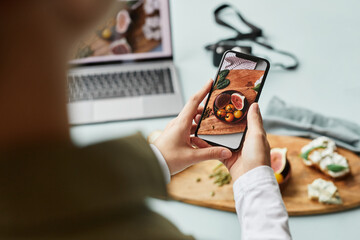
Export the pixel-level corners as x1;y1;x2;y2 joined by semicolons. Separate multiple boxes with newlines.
300;137;350;178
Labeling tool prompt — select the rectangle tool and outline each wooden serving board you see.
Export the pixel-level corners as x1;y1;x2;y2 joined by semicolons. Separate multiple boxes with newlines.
197;69;264;135
127;2;161;53
167;135;360;215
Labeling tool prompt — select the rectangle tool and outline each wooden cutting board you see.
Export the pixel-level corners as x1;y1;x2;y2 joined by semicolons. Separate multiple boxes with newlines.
167;135;360;215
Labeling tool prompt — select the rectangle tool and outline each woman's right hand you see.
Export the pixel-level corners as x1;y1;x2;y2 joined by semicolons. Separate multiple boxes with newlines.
194;103;271;181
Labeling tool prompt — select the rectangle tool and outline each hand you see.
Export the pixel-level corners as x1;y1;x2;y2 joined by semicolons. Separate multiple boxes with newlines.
193;102;271;181
154;80;233;175
222;103;271;181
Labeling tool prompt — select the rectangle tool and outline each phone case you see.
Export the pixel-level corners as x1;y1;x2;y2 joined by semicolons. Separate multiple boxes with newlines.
195;50;270;151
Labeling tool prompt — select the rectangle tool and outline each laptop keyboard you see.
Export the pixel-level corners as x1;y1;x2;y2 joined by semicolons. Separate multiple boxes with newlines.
67;68;174;102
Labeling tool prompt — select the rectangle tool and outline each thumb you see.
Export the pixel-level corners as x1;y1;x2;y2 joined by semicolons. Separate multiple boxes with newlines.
247;103;265;134
192;147;232;162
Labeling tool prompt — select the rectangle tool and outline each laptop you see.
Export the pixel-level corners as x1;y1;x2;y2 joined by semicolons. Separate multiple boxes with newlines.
67;0;183;124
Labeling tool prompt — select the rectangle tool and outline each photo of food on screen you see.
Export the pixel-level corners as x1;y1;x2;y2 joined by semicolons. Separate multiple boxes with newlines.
197;52;266;136
72;0;165;61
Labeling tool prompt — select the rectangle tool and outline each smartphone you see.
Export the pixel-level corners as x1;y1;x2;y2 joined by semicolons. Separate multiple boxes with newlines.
195;50;270;151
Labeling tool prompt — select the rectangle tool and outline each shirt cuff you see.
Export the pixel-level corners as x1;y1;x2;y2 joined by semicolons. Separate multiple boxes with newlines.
233;165;277;199
150;144;171;184
232;165;291;240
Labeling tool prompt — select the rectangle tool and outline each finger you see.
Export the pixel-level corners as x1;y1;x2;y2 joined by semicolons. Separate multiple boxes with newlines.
192;147;232;162
247;103;265;134
178;80;213;122
193;106;204;120
197;106;204;115
190;137;210;148
201;96;208;106
194;114;201;124
190;124;198;135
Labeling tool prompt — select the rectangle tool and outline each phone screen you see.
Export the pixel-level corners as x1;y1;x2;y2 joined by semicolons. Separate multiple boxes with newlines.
195;51;269;151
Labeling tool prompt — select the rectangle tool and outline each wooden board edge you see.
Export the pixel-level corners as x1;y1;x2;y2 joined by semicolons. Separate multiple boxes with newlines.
288;202;360;216
169;194;360;216
169;194;236;213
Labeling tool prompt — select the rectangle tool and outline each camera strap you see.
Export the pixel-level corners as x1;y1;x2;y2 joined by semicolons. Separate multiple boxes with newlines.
205;4;299;70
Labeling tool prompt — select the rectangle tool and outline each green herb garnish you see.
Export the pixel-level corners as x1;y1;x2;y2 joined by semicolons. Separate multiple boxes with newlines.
218;69;229;79
209;163;232;187
216;79;230;89
253;83;261;92
300;146;326;160
214;70;231;90
76;46;94;58
327;164;347;172
213;163;223;172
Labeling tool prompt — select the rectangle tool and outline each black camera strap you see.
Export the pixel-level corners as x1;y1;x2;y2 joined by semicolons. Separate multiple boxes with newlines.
205;4;299;70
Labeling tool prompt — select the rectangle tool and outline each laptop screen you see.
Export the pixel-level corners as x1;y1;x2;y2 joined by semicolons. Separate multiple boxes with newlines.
70;0;172;64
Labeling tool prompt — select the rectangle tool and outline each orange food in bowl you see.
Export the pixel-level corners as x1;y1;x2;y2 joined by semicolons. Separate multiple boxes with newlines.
225;113;234;122
233;110;243;119
225;104;235;113
216;109;226;118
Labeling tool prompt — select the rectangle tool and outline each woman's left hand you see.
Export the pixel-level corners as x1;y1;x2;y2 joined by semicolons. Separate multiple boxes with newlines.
154;80;233;175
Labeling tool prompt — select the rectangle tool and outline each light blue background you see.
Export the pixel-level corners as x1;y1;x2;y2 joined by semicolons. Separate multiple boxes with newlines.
71;0;360;239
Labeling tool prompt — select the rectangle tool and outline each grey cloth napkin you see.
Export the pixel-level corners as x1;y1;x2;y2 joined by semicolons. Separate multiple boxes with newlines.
263;96;360;154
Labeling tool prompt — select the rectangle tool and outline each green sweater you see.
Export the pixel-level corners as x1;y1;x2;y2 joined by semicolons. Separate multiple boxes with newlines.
0;133;193;239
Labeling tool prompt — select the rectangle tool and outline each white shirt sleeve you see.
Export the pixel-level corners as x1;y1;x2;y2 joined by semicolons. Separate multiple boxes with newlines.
150;144;171;184
233;166;292;240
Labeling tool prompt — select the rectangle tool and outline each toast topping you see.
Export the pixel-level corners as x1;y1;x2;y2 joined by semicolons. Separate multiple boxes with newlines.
300;137;349;178
308;178;342;205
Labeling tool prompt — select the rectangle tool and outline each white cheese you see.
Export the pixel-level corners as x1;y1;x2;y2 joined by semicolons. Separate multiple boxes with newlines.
301;137;349;178
303;159;313;166
319;153;350;177
308;178;342;205
308;150;324;163
301;136;336;154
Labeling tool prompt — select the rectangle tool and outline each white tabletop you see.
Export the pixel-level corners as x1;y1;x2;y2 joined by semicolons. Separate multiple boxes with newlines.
71;0;360;239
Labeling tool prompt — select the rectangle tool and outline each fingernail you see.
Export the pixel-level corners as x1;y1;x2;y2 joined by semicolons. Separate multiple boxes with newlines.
221;150;231;159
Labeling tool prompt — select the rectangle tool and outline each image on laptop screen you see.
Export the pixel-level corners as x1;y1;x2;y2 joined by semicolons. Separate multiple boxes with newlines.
71;0;172;64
